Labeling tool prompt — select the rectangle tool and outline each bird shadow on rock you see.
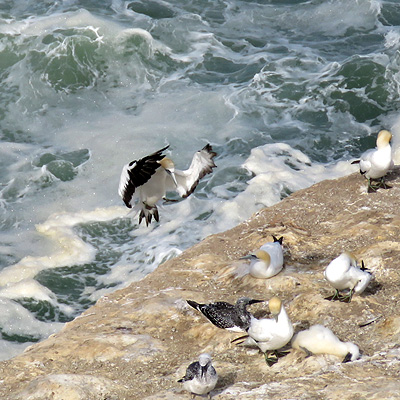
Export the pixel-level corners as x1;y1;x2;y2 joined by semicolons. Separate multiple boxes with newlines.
214;371;237;395
382;166;400;184
363;279;382;296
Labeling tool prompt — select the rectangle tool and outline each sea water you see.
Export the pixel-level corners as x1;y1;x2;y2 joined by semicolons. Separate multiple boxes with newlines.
0;0;399;360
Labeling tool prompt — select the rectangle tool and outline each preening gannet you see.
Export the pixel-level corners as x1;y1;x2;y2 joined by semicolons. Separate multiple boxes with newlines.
292;324;360;362
324;251;372;303
238;297;293;365
118;144;216;225
351;129;393;192
241;236;284;279
178;353;218;399
186;297;265;332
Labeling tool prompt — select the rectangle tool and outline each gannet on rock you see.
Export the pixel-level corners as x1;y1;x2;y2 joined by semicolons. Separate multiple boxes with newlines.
178;353;218;399
351;129;393;192
324;251;372;303
292;324;360;363
187;297;265;332
241;236;284;279
118;144;216;226
234;297;293;365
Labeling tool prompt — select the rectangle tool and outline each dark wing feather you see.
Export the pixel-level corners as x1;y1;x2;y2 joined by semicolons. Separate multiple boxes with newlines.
178;361;199;382
199;302;238;329
119;145;169;208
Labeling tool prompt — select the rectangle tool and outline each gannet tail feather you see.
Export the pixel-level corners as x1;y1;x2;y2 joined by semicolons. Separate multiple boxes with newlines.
272;235;284;245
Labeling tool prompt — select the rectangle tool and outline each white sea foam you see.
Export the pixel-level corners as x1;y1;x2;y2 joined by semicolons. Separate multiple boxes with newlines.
0;207;125;286
212;143;356;231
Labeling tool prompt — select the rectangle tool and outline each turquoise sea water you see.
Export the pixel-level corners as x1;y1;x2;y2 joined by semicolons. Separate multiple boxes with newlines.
0;0;399;359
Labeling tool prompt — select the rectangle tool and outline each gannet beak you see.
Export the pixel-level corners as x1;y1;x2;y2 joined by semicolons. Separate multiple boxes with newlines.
240;254;256;260
166;169;178;187
201;365;207;378
249;299;265;305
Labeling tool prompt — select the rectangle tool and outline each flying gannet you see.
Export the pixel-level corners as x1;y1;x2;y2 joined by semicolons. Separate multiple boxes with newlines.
118;144;216;225
292;324;360;362
178;353;218;399
351;129;393;192
233;296;293;365
186;297;265;332
324;251;372;303
240;236;284;279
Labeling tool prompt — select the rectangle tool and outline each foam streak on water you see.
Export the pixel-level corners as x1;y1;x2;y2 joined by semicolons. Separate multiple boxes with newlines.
0;0;399;359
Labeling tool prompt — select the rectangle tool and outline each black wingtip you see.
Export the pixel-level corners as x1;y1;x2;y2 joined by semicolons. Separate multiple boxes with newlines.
272;235;283;245
186;300;201;310
202;143;217;159
351;160;360;165
342;352;353;363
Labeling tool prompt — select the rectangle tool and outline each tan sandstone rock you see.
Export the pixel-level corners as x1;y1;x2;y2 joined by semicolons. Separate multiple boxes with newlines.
1;168;400;399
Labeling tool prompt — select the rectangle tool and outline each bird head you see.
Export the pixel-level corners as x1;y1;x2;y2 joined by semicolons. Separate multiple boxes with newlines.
198;353;212;377
255;250;271;265
236;297;265;307
160;157;178;186
376;129;392;149
268;296;282;321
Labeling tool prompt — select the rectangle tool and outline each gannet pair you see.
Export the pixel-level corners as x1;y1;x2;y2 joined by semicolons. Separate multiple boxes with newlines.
232;297;293;365
292;324;360;362
178;353;218;399
118;144;216;225
186;297;265;332
324;252;372;303
352;129;393;192
241;236;284;279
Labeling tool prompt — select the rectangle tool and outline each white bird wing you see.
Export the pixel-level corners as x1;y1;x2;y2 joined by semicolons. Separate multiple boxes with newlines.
248;318;275;342
260;242;283;267
172;144;216;198
358;149;374;175
118;145;169;208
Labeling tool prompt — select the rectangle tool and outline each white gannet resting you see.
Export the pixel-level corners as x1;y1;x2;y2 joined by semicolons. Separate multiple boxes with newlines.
324;251;372;303
186;297;265;332
292;324;360;363
235;297;293;365
240;236;284;279
118;144;217;226
351;129;393;192
178;353;218;399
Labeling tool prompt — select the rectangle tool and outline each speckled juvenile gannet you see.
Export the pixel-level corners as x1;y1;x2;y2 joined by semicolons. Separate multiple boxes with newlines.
240;236;284;279
245;297;294;365
187;297;265;332
178;353;218;399
292;324;360;362
351;129;393;192
324;251;372;303
118;144;216;226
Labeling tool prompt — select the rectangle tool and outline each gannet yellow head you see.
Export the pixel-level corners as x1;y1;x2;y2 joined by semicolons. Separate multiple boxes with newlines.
255;250;271;265
160;157;175;171
376;130;392;149
268;296;282;321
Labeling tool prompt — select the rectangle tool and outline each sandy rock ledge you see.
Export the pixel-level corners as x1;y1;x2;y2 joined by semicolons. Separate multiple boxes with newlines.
1;169;400;400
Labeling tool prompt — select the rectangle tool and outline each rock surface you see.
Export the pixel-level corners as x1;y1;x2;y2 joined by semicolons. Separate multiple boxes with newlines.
1;169;400;399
